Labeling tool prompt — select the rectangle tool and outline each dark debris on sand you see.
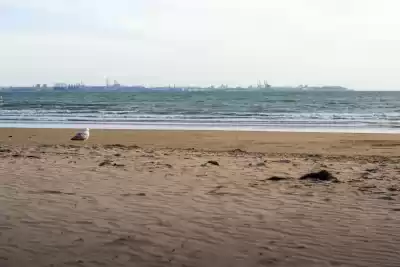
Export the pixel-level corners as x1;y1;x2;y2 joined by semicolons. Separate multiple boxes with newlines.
0;148;11;153
99;159;125;167
112;163;126;167
388;185;400;192
202;160;220;167
379;195;396;201
273;159;291;164
121;192;146;197
29;190;76;196
99;159;112;166
26;155;41;159
300;170;339;183
249;162;266;167
268;176;290;181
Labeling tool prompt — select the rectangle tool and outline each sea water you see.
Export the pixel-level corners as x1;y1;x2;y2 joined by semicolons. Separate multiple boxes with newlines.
0;90;399;133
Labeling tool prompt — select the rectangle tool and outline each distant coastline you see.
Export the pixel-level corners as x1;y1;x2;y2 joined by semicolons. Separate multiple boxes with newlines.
0;84;352;92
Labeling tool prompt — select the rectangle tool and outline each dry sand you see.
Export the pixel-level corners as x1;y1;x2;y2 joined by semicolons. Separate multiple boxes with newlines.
1;128;400;267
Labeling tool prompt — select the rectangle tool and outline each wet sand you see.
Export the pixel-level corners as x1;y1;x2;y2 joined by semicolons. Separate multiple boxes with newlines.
1;128;400;267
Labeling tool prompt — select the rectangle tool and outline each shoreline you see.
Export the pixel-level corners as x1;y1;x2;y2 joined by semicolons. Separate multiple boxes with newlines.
0;123;400;134
1;127;400;156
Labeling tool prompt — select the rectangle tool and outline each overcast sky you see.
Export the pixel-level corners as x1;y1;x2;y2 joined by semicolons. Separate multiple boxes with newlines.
0;0;399;90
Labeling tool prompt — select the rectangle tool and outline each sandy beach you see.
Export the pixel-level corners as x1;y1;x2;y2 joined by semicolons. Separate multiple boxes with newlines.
1;128;400;267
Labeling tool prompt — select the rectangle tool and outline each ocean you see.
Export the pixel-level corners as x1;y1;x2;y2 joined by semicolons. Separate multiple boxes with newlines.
0;90;399;133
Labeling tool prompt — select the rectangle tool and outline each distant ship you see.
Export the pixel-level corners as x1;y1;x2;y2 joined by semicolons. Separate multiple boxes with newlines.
53;83;85;91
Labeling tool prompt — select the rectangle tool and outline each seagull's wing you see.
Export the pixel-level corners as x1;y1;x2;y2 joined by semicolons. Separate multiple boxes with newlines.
71;132;85;140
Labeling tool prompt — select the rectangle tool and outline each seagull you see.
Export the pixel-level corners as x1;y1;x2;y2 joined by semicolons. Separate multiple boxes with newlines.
71;128;90;141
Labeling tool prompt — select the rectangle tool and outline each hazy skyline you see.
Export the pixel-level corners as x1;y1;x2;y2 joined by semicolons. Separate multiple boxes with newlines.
1;0;400;90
